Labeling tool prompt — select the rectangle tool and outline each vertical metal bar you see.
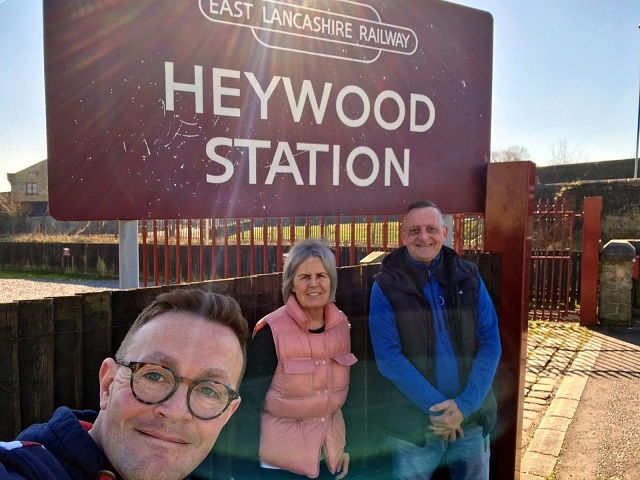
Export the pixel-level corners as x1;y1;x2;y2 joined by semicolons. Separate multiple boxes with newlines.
453;214;462;254
563;211;574;316
141;221;148;287
164;221;170;285
175;220;181;284
548;202;559;318
263;218;269;274
152;220;159;286
334;216;341;267
382;215;388;252
533;200;545;319
366;215;372;254
276;218;283;272
290;216;295;245
236;218;242;278
211;219;217;280
320;216;325;240
223;218;229;279
540;201;551;319
249;218;255;275
305;216;310;239
199;219;205;281
350;216;356;265
187;220;193;283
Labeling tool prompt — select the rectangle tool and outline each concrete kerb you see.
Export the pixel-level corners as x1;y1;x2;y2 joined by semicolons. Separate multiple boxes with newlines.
520;331;604;479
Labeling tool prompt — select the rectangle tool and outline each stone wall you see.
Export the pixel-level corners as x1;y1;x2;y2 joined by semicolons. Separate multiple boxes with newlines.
598;240;637;326
536;158;636;184
535;177;640;245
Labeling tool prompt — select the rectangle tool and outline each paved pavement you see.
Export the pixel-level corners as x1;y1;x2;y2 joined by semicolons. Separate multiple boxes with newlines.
520;319;640;479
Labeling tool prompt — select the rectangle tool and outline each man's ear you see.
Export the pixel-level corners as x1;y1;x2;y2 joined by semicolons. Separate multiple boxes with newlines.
219;397;241;427
98;358;118;410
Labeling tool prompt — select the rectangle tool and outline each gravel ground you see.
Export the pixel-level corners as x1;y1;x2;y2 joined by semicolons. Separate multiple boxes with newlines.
0;278;121;303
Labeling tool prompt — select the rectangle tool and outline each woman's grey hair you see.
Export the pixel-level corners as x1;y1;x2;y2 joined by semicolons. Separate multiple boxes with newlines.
282;238;338;303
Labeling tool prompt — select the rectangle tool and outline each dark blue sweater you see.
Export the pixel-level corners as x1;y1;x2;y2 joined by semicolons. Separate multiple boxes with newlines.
0;407;117;479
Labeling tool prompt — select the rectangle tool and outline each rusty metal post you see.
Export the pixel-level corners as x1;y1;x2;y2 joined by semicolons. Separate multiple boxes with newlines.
350;216;356;265
141;221;148;287
484;161;535;480
276;218;283;272
580;196;603;326
211;220;218;280
187;220;193;283
334;217;341;267
223;219;229;279
262;219;268;274
453;214;463;254
175;220;181;284
153;220;159;286
249;218;255;276
164;221;170;285
236;218;242;278
199;220;205;281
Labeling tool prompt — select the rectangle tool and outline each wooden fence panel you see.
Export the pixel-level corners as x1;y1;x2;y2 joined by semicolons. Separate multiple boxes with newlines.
81;292;112;412
53;296;83;410
253;273;282;328
1;253;502;479
234;276;259;328
0;303;20;440
111;289;152;358
17;299;55;429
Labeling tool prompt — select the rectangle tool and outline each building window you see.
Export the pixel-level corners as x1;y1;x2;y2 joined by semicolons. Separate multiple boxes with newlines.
26;182;38;195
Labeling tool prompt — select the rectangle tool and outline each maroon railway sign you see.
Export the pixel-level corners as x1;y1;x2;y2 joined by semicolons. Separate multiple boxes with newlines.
44;0;493;220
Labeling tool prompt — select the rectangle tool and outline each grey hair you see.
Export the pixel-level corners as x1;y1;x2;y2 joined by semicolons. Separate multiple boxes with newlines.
282;238;338;303
405;200;445;226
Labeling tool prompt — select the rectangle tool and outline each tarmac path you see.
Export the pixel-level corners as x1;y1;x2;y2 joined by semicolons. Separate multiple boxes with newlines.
554;329;640;480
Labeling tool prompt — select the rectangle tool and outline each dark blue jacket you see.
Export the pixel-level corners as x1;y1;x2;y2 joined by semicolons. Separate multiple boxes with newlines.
0;407;118;479
369;246;501;445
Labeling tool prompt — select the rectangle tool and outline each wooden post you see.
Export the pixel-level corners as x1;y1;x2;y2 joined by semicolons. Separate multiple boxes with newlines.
484;161;535;480
17;300;55;428
53;296;84;409
580;196;602;326
0;303;21;439
81;292;112;411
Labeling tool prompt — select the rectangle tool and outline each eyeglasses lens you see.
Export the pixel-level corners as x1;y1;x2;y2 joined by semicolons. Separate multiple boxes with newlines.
131;363;232;419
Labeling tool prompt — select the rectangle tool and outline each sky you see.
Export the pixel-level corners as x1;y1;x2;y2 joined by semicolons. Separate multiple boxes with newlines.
0;0;639;193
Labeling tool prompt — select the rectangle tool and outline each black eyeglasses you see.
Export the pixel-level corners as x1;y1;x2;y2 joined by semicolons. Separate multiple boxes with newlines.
116;361;239;420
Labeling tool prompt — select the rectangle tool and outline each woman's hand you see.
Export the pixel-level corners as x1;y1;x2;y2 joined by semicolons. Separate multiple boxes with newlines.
334;452;350;479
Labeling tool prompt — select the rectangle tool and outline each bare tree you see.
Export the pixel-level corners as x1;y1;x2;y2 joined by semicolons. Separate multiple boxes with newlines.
491;145;532;163
548;139;588;165
0;194;30;234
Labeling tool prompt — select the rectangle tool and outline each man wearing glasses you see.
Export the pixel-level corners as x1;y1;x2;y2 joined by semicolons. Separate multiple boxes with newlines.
0;288;248;480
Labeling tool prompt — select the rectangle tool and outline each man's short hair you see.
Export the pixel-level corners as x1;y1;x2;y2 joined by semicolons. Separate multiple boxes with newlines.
404;200;445;226
115;288;249;379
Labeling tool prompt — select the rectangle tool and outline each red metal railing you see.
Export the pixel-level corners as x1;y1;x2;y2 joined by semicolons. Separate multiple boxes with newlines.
139;214;483;286
453;213;484;254
530;199;579;320
138;207;584;321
